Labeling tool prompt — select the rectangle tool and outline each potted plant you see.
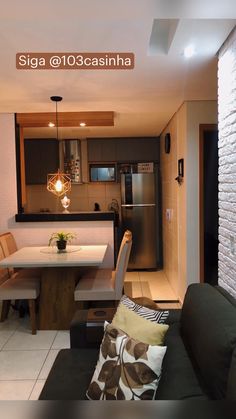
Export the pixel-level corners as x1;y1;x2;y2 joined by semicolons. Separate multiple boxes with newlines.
48;231;76;252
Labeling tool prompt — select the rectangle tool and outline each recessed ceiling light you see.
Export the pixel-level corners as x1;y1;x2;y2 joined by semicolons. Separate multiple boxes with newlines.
184;44;195;58
48;122;55;127
80;122;86;127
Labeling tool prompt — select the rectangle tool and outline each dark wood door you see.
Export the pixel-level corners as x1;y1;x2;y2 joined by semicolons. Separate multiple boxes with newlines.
199;125;218;285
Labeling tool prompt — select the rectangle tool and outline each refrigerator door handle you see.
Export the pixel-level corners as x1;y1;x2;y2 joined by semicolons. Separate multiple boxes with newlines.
121;204;156;207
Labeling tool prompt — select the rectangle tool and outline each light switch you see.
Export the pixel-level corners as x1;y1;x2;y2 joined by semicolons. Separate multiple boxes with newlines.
166;209;172;222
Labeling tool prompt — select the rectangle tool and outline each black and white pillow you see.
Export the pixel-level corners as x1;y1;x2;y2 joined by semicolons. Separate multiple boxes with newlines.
120;295;169;324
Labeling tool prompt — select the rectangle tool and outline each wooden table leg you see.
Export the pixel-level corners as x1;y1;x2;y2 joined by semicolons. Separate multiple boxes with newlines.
39;267;78;330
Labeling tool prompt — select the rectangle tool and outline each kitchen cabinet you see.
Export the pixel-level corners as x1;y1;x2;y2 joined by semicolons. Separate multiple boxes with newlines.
88;139;117;162
88;137;159;163
116;138;159;161
87;139;103;162
101;139;117;161
24;139;59;185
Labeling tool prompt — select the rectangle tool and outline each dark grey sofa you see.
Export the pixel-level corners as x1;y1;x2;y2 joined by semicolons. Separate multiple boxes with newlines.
39;284;236;400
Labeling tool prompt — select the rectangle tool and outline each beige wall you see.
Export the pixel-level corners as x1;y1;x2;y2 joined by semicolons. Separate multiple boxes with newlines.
161;110;178;297
176;104;187;302
160;103;187;301
161;101;217;303
0;113;18;231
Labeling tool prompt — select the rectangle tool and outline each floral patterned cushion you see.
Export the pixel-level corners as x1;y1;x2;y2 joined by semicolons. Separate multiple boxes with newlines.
86;322;167;400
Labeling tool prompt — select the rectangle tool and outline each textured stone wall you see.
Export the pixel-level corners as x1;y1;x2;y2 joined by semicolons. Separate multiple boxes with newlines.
218;27;236;297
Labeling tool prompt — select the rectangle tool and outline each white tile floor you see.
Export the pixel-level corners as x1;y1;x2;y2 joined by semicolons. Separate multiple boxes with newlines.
0;312;70;400
0;270;180;400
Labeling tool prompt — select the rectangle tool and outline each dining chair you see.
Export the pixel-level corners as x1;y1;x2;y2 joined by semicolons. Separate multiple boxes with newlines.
0;232;17;276
0;243;40;334
0;232;41;278
0;246;9;286
74;230;132;304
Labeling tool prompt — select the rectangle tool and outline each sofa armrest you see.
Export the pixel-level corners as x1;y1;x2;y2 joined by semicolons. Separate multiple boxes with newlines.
215;286;236;308
167;309;182;324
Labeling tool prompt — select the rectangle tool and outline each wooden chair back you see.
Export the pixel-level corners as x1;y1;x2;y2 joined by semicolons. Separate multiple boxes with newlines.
0;244;10;286
0;232;18;257
114;231;132;299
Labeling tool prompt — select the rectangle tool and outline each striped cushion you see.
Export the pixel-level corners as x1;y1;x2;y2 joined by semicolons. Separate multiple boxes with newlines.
120;295;169;324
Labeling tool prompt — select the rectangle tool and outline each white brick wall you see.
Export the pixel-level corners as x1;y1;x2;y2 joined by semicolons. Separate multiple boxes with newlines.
218;27;236;297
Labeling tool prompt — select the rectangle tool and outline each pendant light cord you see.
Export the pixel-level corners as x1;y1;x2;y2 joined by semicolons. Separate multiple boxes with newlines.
56;101;59;141
50;95;62;142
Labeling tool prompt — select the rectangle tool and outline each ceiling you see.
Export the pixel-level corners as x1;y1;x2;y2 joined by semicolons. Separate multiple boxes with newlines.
0;1;235;138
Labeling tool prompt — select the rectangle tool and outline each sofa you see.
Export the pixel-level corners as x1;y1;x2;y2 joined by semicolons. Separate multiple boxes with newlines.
39;283;236;400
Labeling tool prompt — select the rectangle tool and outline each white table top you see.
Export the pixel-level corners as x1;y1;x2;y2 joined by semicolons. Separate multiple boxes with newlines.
0;245;108;268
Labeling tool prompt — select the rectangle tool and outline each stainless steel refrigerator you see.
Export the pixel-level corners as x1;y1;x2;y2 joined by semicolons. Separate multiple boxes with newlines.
121;173;159;270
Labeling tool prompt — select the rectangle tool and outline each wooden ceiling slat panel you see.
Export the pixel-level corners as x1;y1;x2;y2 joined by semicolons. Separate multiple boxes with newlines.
16;111;114;127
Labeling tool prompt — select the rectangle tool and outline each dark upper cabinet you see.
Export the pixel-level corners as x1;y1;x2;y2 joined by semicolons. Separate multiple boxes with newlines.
88;137;159;163
88;139;117;162
87;139;103;162
101;139;117;161
24;139;59;184
116;138;160;161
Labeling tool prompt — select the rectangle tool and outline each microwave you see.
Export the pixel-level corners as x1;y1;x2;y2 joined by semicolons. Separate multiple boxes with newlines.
89;164;116;182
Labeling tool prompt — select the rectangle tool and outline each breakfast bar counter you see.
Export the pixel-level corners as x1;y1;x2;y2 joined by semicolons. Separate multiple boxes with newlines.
15;211;116;223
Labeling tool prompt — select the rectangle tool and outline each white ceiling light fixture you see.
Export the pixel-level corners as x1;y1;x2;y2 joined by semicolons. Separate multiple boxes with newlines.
80;122;86;127
184;44;196;58
48;122;55;127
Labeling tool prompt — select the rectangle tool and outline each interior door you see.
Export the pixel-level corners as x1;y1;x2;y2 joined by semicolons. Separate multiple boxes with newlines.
199;124;218;285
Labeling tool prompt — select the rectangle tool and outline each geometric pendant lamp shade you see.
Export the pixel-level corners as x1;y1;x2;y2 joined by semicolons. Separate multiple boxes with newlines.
47;169;71;197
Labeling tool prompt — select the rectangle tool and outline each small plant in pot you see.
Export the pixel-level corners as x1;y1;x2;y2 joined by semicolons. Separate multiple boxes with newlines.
48;231;76;252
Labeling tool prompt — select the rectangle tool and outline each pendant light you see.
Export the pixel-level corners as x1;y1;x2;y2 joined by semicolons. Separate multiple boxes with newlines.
46;96;71;198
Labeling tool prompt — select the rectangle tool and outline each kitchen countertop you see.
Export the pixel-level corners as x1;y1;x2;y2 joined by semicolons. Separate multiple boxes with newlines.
15;211;117;223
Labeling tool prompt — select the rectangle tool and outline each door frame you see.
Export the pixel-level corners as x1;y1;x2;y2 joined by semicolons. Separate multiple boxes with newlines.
199;124;218;283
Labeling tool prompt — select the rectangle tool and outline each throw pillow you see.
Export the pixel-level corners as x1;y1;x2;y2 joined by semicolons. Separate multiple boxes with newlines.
112;303;169;345
131;296;160;310
86;322;167;400
120;295;169;323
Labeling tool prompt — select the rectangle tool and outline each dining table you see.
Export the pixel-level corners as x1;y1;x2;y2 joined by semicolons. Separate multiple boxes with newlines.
0;244;108;330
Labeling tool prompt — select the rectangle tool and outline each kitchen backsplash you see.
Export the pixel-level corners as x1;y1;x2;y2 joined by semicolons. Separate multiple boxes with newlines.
25;182;121;213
